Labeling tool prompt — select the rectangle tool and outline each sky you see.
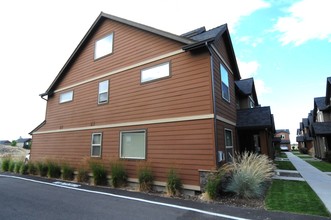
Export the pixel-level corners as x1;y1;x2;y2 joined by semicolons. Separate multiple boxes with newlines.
0;0;330;144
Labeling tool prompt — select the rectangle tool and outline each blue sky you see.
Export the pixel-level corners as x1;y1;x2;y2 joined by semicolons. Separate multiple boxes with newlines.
0;0;330;143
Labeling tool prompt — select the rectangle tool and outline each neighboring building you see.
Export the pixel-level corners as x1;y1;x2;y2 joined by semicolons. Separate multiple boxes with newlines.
16;137;32;148
0;140;11;145
274;129;291;151
297;77;331;159
30;12;275;192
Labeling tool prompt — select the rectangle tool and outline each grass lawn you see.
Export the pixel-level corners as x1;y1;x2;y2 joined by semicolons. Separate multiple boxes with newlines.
307;161;331;172
265;180;330;217
278;153;288;158
274;161;296;170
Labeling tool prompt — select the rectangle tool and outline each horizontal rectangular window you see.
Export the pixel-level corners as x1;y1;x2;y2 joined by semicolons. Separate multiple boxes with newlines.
95;33;113;60
59;91;73;103
120;130;146;159
91;133;102;157
141;62;170;83
98;80;109;104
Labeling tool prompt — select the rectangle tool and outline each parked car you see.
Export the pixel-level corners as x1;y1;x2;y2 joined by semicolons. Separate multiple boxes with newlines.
280;145;289;151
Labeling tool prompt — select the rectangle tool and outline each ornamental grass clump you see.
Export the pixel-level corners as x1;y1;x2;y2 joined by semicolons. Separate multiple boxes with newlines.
36;162;48;177
77;169;90;183
1;157;11;172
90;162;108;186
62;164;74;181
110;160;127;188
225;152;275;199
15;161;24;174
47;161;61;178
166;168;182;196
8;160;16;172
137;163;153;192
27;162;38;175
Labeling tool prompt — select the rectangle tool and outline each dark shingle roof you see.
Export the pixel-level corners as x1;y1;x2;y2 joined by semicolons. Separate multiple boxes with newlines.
314;97;328;111
296;136;304;142
235;78;259;106
276;129;290;134
312;122;331;135
237;107;273;129
185;25;227;42
302;118;309;127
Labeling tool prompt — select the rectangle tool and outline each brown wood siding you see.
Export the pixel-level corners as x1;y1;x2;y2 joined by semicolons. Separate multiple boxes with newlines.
40;52;213;131
211;48;237;122
56;19;184;89
213;35;231;69
31;119;216;187
216;120;237;156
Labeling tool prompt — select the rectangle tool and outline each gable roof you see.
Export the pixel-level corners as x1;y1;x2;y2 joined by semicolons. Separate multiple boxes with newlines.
312;122;331;135
40;12;240;97
235;78;259;105
326;77;331;105
237;107;273;129
276;129;290;134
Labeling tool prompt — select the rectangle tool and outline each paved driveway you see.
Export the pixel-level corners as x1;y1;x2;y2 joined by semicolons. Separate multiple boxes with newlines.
0;174;329;220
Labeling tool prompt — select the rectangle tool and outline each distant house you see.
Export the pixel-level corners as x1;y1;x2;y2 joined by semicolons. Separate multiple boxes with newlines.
30;12;276;192
16;137;32;148
274;129;291;151
0;140;11;145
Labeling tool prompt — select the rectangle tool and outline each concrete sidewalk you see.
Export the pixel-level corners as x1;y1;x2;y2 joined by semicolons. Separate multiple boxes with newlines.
286;152;331;213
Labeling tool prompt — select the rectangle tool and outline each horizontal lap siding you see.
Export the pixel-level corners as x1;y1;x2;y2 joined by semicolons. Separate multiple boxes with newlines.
57;19;184;89
40;52;212;131
212;36;236;122
32;119;215;187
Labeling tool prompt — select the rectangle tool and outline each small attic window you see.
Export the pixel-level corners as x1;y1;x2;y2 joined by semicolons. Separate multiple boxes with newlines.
94;33;113;60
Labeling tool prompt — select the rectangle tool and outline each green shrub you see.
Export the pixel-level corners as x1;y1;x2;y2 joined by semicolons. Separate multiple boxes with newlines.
47;161;61;178
8;160;16;172
137;164;153;192
20;163;28;175
36;162;48;177
166;168;182;196
90;162;108;186
27;162;38;175
1;157;11;171
225;152;275;199
77;169;90;183
15;161;23;173
110;161;127;188
205;174;222;199
325;151;331;163
62;164;74;181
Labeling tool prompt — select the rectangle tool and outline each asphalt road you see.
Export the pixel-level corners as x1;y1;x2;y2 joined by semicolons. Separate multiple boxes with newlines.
0;174;329;220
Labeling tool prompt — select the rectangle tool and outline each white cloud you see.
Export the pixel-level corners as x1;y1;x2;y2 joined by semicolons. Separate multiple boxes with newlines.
237;60;271;97
237;60;260;78
274;0;331;46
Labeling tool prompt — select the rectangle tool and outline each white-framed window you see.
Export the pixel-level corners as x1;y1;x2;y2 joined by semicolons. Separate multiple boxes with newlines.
220;64;230;102
141;62;170;83
91;133;102;157
94;33;114;60
98;80;109;104
225;129;233;162
280;134;285;139
120;130;146;159
59;91;73;103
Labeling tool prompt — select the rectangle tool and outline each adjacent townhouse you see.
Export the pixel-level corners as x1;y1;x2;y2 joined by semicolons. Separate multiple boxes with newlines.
30;12;275;191
297;77;331;159
274;129;291;151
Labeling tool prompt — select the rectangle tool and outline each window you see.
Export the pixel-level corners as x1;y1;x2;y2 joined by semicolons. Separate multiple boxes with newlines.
59;91;73;103
91;133;102;157
225;129;233;162
141;62;170;83
120;130;146;159
220;64;230;102
94;33;114;59
98;80;109;104
280;134;285;139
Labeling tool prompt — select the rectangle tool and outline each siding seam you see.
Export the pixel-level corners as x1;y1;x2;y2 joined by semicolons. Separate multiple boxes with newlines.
216;115;236;126
33;114;214;134
54;49;184;93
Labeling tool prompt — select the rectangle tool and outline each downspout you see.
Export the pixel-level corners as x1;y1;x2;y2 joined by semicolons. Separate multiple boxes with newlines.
205;42;219;167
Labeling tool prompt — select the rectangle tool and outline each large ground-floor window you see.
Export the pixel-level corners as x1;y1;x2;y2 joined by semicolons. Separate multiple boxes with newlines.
91;133;102;157
120;130;146;159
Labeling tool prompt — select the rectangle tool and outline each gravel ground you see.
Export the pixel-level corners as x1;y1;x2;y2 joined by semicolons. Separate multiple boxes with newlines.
0;145;29;161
